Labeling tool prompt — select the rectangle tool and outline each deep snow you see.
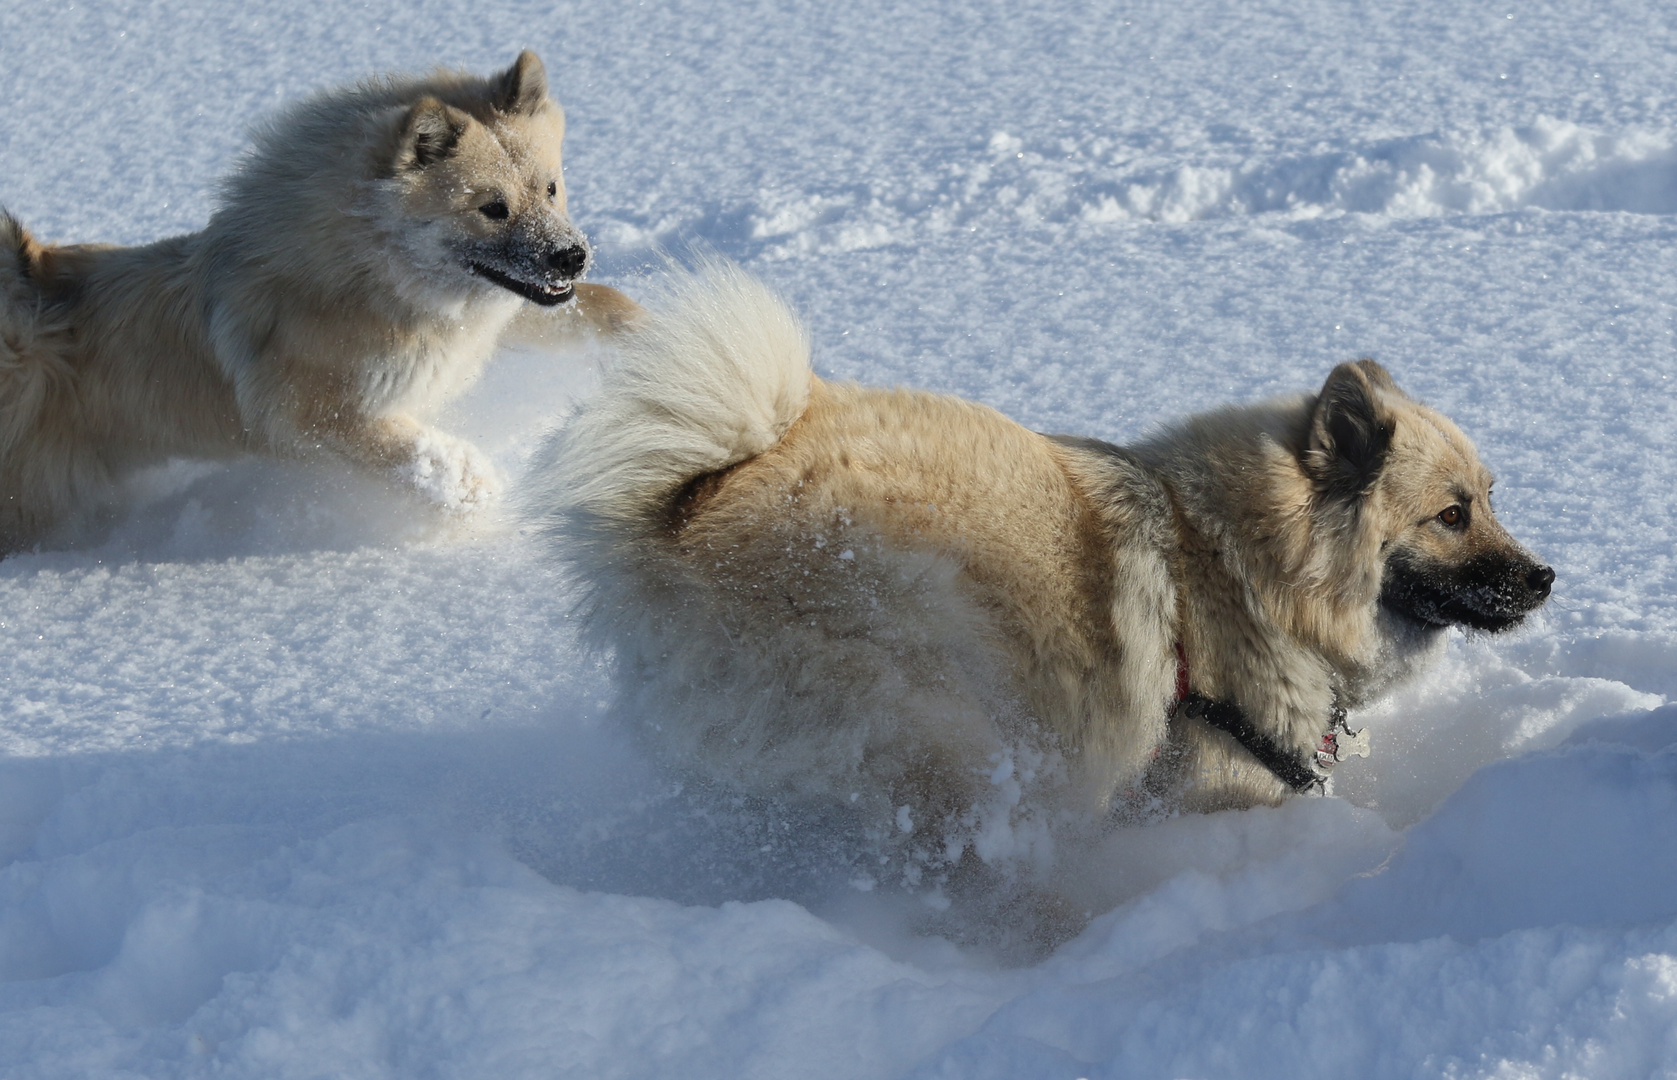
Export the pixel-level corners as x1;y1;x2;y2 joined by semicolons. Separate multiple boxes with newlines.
1;0;1676;1076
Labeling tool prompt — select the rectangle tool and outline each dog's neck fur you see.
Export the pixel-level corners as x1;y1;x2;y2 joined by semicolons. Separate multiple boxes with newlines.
1139;400;1384;658
1062;396;1393;797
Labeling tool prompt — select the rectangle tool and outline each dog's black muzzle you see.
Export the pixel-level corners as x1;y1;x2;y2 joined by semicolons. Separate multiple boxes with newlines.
546;244;587;280
1381;549;1555;632
466;229;591;307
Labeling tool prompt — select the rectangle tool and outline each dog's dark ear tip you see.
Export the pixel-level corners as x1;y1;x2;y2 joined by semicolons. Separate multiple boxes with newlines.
1351;357;1397;392
1;209;24;257
1308;361;1396;500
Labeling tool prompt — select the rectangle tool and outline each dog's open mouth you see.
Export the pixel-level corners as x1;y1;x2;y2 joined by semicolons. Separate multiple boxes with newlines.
468;262;575;307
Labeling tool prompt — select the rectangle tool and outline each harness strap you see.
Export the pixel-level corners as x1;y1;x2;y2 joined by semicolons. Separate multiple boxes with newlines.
1171;642;1365;793
1176;692;1322;792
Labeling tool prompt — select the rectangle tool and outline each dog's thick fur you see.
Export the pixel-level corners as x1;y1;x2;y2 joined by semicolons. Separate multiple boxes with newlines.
0;51;639;553
531;264;1553;885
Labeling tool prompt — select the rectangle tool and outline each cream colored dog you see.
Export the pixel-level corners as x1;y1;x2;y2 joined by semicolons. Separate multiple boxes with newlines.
0;51;638;553
533;264;1553;882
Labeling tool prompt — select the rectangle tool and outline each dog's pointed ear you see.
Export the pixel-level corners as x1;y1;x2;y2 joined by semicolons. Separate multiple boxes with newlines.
394;97;467;170
1;209;59;288
492;50;549;115
1306;359;1397;501
2;210;35;278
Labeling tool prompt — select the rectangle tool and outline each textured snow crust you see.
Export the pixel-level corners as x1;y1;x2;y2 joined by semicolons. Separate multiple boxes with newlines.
2;0;1677;1076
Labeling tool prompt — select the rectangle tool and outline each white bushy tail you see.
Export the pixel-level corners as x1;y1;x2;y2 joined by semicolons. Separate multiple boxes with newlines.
524;260;812;574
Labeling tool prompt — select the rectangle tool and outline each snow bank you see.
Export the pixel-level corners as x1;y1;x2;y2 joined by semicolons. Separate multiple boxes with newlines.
0;799;1000;1079
1;697;1670;1078
918;706;1677;1080
715;118;1677;264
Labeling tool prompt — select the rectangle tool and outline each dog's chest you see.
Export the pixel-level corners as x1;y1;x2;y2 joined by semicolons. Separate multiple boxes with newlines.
361;303;515;413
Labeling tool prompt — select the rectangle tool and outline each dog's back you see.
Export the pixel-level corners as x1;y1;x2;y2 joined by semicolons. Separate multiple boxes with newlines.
0;214;245;549
531;264;1179;837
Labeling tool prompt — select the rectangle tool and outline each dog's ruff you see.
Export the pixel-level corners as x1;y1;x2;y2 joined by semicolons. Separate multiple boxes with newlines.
0;51;641;553
530;263;1553;857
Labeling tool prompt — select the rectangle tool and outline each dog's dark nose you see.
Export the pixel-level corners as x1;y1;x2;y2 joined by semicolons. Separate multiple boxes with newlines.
548;245;587;278
1527;565;1555;598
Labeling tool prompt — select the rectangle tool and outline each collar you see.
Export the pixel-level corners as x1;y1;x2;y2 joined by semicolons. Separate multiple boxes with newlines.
1172;643;1369;793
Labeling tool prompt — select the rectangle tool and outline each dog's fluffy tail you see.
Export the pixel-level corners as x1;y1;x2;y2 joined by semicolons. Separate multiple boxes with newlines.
525;259;812;580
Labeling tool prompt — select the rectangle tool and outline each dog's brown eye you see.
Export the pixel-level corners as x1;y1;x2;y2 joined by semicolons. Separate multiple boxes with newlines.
1438;505;1464;528
546;180;557;199
479;199;510;220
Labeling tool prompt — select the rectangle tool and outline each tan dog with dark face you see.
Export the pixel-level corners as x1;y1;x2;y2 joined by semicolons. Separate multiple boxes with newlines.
0;51;639;553
531;265;1551;914
1126;359;1556;810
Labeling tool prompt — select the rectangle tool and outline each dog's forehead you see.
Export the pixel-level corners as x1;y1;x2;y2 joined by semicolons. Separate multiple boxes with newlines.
425;125;518;192
429;116;561;200
488;109;564;175
1391;399;1494;492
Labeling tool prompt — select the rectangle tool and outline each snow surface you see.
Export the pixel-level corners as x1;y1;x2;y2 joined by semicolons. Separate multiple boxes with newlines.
2;0;1677;1076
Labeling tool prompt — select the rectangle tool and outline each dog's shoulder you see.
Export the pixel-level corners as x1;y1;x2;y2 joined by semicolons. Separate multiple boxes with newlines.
1043;433;1174;538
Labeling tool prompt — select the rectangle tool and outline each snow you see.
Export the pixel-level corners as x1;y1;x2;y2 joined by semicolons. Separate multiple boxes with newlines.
2;0;1676;1075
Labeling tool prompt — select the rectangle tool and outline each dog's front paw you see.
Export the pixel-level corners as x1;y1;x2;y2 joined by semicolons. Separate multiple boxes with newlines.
395;430;501;514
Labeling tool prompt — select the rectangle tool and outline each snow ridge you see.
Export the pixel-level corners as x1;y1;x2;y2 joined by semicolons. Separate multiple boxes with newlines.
598;118;1677;260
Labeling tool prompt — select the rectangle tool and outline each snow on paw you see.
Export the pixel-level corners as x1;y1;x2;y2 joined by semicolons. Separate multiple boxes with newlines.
394;429;501;514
